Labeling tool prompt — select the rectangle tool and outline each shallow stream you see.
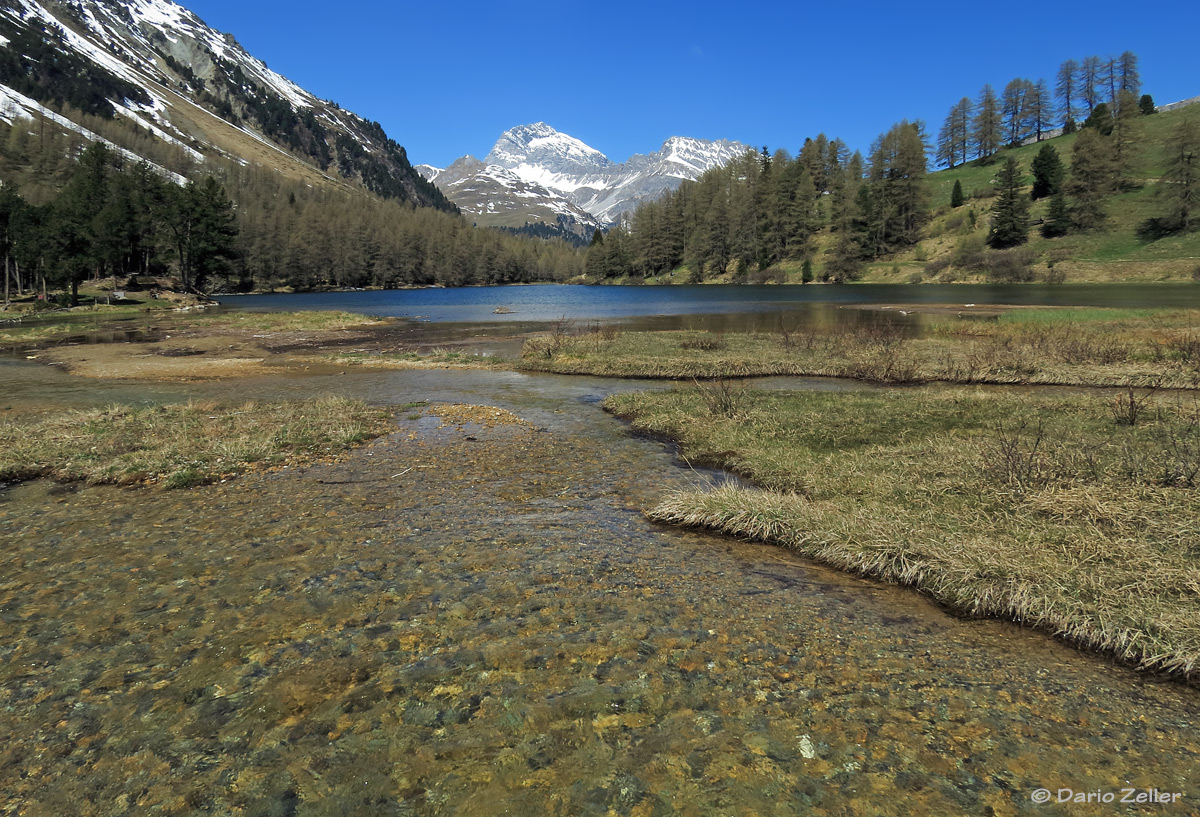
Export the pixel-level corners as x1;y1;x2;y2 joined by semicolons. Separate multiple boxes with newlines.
3;363;1200;815
5;291;1200;815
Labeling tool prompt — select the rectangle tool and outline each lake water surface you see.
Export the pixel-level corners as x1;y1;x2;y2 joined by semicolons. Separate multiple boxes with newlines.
217;282;1200;324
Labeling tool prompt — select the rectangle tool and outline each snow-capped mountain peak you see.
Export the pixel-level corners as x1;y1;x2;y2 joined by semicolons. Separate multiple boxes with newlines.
485;122;611;175
0;0;450;210
470;123;747;224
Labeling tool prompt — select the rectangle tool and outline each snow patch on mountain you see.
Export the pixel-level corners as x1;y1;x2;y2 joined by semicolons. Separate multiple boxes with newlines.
0;84;187;184
1;0;446;209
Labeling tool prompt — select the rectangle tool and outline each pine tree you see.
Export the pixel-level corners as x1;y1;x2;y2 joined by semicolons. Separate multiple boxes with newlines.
0;180;24;307
988;157;1029;248
951;179;965;208
1082;102;1114;136
1042;190;1070;238
1030;144;1065;200
51;142;114;304
169;176;238;292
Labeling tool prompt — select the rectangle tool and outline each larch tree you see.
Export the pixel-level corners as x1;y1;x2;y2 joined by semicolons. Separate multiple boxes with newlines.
1056;59;1080;129
1029;79;1053;141
1080;56;1102;113
972;85;1002;162
1160;117;1200;232
1103;56;1119;107
864;120;930;257
936;97;973;168
1118;51;1141;98
1001;78;1032;146
1068;128;1117;230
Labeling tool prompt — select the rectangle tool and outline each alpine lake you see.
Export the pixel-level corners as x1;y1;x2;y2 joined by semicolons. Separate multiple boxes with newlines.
3;284;1200;816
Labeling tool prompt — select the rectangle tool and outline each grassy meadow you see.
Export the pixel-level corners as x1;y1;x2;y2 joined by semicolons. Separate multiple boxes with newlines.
605;383;1200;679
519;307;1200;388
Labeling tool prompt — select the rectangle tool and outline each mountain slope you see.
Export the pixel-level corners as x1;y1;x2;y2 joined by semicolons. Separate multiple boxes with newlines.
0;0;454;210
423;123;748;235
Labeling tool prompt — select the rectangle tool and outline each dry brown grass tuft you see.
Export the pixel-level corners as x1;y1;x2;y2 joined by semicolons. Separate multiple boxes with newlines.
615;386;1200;681
0;396;394;489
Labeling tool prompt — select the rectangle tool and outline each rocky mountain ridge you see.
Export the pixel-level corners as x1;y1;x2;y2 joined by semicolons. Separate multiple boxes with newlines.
0;0;452;209
419;123;749;240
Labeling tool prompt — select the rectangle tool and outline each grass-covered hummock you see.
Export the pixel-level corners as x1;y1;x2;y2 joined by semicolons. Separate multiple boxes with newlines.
606;384;1200;680
519;308;1200;388
176;310;386;333
326;348;508;370
0;308;384;347
0;396;394;489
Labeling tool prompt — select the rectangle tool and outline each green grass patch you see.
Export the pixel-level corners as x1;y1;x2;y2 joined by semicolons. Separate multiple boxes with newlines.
0;308;383;347
0;396;394;488
995;307;1175;325
607;384;1200;679
182;310;386;332
327;348;506;369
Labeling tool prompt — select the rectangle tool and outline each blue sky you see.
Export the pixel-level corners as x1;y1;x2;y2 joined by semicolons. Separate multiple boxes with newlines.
183;0;1196;169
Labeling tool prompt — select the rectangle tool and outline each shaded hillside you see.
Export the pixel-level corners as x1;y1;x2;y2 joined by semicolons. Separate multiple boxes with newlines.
0;0;454;212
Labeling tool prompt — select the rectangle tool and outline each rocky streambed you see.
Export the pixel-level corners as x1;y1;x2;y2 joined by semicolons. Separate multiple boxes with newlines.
3;387;1200;816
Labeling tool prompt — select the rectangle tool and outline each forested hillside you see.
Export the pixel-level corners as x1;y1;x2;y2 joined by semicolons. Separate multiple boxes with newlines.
588;51;1200;285
0;119;584;304
0;0;454;212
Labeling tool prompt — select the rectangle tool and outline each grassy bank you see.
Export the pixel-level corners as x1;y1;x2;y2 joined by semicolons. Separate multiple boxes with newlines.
0;396;394;489
519;308;1200;388
606;384;1200;679
0;307;383;347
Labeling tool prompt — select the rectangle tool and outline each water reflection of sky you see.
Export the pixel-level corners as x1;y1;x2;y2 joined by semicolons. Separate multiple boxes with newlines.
216;283;1200;323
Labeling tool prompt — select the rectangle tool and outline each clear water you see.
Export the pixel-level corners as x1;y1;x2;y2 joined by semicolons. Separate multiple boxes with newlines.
216;282;1200;323
4;289;1200;814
